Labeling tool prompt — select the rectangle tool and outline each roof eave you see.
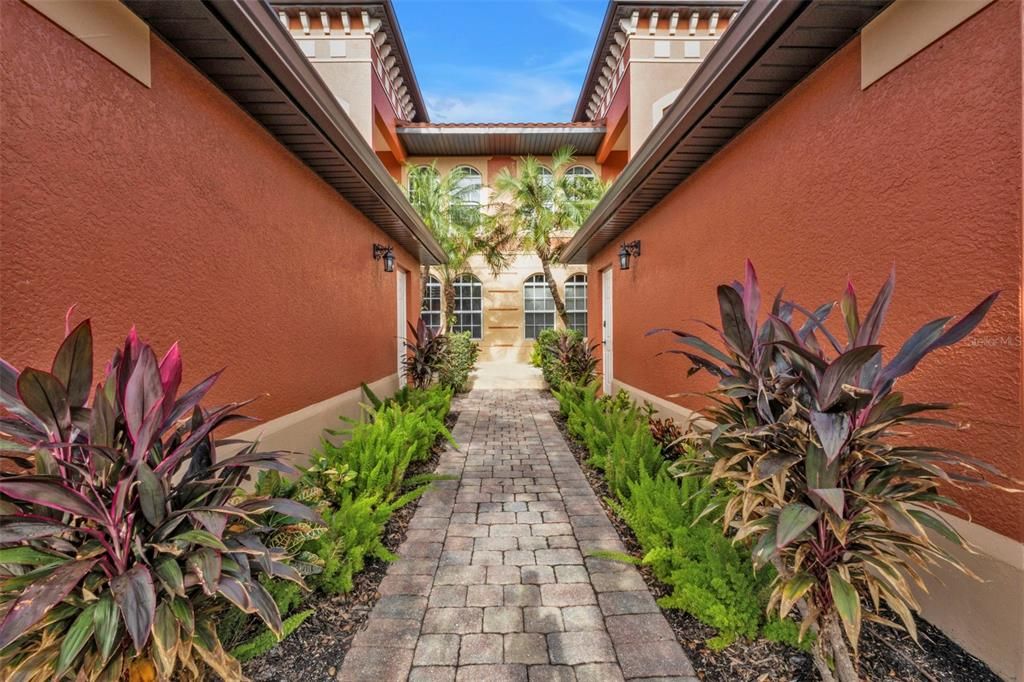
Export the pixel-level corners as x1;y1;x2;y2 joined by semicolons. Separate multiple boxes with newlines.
572;0;620;122
215;0;445;263
395;127;608;157
131;0;445;264
397;126;607;136
572;0;746;122
562;0;890;264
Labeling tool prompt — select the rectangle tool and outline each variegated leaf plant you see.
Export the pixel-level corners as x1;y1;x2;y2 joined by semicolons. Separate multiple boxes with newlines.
0;314;321;681
656;262;1018;682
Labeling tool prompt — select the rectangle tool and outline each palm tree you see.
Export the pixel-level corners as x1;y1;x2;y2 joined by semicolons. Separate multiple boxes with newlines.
487;146;606;327
405;163;512;328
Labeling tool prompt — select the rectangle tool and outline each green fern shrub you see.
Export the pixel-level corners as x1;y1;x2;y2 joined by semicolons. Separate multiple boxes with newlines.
558;382;806;651
314;398;452;502
600;387;635;412
603;422;665;499
294;389;451;592
648;523;771;649
228;384;455;663
551;378;593;417
230;610;315;663
306;493;398;593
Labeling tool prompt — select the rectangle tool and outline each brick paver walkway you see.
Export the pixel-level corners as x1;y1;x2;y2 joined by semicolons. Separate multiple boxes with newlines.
339;389;697;682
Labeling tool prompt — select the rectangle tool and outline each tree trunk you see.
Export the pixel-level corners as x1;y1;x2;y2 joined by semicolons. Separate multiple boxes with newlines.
811;631;838;682
538;248;568;327
823;612;860;682
443;276;457;331
787;592;836;682
421;264;430;298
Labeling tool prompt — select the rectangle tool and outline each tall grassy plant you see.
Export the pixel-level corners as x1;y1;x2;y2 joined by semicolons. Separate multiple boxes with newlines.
658;262;1016;682
0;317;318;681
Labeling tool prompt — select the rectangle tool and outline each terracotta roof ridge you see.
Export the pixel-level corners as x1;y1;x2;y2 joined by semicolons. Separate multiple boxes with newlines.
396;120;606;129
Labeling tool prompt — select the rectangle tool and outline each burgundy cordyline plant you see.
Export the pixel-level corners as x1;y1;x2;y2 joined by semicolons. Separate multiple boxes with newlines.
0;312;320;681
657;262;1019;682
404;316;449;389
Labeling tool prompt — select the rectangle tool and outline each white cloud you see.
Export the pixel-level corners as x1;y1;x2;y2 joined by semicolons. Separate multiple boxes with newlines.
422;50;592;122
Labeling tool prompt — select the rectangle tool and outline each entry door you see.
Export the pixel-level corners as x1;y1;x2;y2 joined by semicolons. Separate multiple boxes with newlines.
601;268;613;394
397;269;407;388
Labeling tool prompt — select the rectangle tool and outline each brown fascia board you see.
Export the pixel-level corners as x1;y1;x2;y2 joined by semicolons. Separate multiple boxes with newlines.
561;0;802;263
211;0;446;264
571;0;746;122
270;0;429;122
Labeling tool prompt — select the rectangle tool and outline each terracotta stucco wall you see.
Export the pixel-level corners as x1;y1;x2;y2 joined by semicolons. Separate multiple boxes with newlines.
0;2;420;428
588;0;1023;541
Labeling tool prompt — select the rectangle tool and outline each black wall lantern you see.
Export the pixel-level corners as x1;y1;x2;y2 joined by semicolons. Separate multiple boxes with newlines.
618;240;641;270
373;243;395;272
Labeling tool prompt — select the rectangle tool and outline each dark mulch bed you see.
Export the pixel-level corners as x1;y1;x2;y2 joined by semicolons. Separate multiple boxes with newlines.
550;411;1001;682
242;411;458;682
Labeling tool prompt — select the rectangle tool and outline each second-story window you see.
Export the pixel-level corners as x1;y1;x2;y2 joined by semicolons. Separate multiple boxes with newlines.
565;165;598;201
453;165;482;226
408;165;440;195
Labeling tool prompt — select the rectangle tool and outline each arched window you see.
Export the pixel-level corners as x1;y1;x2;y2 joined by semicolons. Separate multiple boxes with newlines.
453;165;482;226
565;165;598;201
538;166;554;209
452;273;483;340
524;274;556;340
565;165;596;181
408;165;439;194
421;274;442;332
565;274;587;334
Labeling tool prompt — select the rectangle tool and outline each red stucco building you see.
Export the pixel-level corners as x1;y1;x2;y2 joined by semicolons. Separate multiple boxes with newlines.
561;2;1023;677
1;0;1021;677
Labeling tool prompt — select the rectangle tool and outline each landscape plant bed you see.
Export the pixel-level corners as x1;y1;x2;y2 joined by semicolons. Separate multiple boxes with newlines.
550;411;1000;682
243;411;456;682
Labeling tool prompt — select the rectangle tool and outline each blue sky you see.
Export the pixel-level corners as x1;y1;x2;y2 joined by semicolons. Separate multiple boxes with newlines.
393;0;607;123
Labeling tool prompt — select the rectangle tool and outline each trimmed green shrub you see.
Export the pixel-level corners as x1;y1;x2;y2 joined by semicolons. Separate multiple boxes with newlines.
532;327;559;368
439;331;479;392
530;328;557;367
